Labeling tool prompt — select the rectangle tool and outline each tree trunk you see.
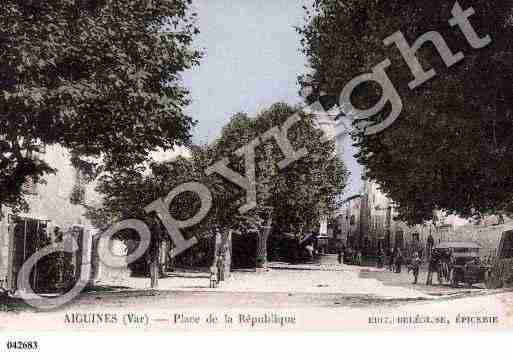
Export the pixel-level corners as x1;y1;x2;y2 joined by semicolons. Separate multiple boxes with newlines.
256;219;272;269
213;230;233;282
223;230;232;279
149;231;161;289
150;259;158;288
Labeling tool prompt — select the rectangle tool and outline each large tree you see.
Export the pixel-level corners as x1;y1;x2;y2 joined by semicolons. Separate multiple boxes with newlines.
298;0;513;224
208;103;347;265
92;102;347;272
0;0;200;212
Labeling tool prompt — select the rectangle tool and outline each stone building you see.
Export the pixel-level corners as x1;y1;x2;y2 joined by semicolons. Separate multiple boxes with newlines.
0;145;101;292
335;194;362;249
334;179;443;259
362;180;438;257
306;101;473;259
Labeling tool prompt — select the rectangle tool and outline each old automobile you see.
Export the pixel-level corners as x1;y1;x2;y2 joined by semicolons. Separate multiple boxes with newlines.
434;241;489;288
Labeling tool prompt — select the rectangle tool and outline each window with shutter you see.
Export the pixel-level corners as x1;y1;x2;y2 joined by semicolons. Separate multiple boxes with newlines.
21;150;38;195
22;176;37;195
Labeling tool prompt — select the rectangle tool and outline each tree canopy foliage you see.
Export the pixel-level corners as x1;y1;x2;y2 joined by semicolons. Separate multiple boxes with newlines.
90;103;347;255
298;0;513;224
207;102;347;236
0;0;200;212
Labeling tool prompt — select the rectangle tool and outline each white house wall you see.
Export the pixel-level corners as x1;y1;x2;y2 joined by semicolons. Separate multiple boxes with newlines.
0;145;99;285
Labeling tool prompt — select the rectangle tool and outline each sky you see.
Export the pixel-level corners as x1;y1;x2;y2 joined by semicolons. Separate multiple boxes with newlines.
178;0;362;196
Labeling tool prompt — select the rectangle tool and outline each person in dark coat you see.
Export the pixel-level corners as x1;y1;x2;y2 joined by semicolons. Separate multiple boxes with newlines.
216;254;224;282
426;249;440;285
388;248;395;271
376;248;385;268
395;249;403;273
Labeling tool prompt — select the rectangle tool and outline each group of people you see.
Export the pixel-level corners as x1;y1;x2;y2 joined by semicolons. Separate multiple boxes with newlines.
377;248;423;284
380;248;407;273
381;248;423;284
337;242;493;286
426;249;448;285
336;245;424;283
337;245;410;271
209;248;228;288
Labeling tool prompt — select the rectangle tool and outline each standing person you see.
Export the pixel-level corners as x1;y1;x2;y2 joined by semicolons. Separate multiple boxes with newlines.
426;234;434;260
409;252;422;284
438;250;448;284
426;249;439;285
209;264;218;288
395;249;403;273
388;248;395;271
444;248;454;283
448;248;455;266
376;248;384;268
216;250;225;282
337;244;343;264
347;247;354;265
356;249;363;266
363;237;369;262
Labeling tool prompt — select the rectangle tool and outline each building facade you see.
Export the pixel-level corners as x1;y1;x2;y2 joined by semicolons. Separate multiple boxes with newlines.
335;195;362;249
0;145;101;292
335;180;445;259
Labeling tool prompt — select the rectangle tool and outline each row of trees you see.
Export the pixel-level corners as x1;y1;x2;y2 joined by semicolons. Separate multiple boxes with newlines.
298;0;513;225
1;1;348;288
89;103;347;277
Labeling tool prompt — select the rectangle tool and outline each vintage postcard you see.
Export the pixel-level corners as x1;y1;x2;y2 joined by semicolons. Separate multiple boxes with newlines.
1;0;513;347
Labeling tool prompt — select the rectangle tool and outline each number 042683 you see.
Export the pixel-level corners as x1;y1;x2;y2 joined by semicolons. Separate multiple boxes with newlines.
6;341;39;350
